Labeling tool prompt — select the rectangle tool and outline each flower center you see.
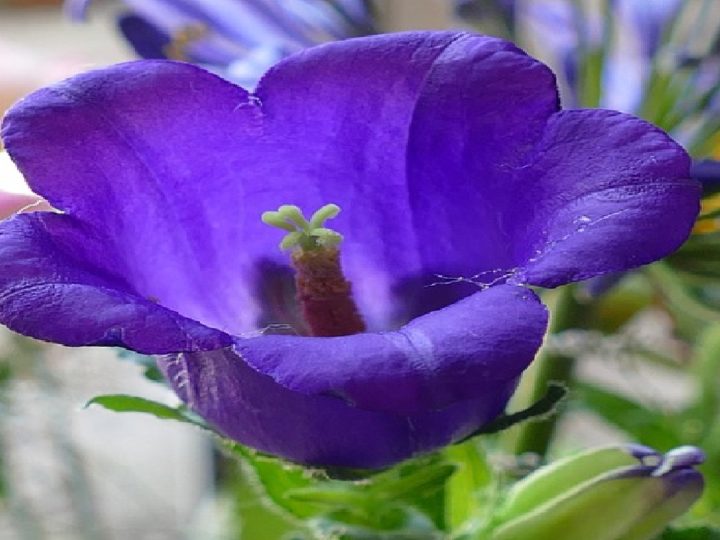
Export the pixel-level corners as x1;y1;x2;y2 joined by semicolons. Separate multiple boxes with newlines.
262;204;366;337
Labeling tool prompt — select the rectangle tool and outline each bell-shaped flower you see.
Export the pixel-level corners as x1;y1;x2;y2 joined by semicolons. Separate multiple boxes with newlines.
0;32;699;468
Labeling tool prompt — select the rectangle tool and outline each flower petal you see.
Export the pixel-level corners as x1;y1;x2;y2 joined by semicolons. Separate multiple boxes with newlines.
157;291;538;469
160;347;518;469
0;213;230;353
2;61;269;335
236;284;547;415
508;109;699;287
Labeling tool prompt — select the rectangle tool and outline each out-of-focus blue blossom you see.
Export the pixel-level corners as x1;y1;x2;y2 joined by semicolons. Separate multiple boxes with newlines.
692;159;720;186
612;0;681;58
66;0;376;87
458;0;682;113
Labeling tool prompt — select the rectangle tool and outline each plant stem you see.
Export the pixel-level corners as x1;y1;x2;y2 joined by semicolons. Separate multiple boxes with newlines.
513;285;588;457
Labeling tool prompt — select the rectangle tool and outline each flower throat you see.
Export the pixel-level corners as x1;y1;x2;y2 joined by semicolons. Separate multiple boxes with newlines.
262;204;366;337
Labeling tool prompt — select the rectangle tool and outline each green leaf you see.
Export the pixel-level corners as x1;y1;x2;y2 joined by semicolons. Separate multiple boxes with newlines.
691;324;720;429
576;383;681;449
444;440;494;533
661;527;720;540
85;394;207;428
115;350;165;383
225;443;458;535
645;263;720;340
310;507;441;539
224;442;324;520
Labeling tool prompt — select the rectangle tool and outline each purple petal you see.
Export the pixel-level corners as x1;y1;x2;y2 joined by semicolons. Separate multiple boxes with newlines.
237;284;547;414
2;61;271;337
254;31;560;324
510;109;699;287
0;213;230;353
160;347;517;468
157;286;546;468
652;446;706;477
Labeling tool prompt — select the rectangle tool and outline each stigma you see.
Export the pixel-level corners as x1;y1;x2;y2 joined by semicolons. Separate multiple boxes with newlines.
262;204;366;337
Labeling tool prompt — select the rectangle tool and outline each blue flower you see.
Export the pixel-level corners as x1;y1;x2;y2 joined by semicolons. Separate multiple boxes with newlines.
458;0;681;112
0;32;699;468
66;0;375;86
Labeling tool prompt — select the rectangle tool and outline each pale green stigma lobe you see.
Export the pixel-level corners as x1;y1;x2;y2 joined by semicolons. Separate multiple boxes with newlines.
261;203;343;251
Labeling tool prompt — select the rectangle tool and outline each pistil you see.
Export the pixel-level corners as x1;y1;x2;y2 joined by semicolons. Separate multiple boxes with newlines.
262;204;366;337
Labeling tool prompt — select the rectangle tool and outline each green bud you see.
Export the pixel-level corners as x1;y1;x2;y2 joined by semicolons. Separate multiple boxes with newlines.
495;445;644;525
490;445;704;540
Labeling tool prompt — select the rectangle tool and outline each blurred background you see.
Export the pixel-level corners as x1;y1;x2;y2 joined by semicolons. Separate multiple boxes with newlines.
1;1;719;539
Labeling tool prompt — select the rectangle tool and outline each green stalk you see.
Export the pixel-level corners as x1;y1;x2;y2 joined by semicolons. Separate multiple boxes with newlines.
513;285;588;457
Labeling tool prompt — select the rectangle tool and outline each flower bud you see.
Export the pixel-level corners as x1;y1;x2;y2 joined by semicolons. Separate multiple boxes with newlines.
490;445;704;540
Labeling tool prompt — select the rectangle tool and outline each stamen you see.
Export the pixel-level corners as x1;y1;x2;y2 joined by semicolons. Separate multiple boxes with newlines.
262;204;365;337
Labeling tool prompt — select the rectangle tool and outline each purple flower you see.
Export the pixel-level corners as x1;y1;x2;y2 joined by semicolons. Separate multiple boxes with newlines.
67;0;375;86
0;32;700;468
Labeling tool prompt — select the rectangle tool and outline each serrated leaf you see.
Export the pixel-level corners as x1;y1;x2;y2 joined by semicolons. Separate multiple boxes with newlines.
223;442;324;519
225;443;455;534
